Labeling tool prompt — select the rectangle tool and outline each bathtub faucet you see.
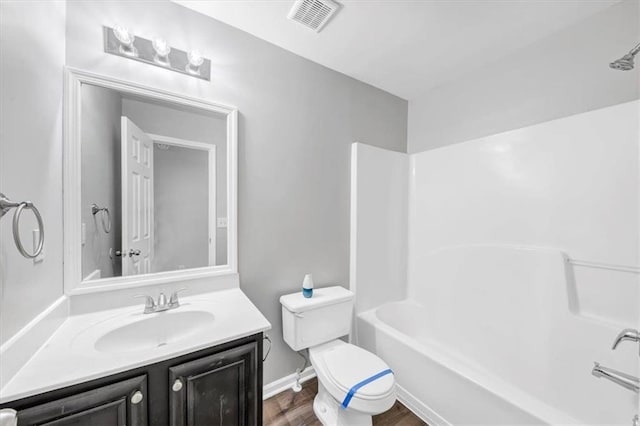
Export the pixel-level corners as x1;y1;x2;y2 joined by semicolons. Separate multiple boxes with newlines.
612;328;640;354
592;362;639;393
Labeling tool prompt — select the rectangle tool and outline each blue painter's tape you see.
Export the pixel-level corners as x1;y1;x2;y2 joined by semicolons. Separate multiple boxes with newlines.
341;369;393;409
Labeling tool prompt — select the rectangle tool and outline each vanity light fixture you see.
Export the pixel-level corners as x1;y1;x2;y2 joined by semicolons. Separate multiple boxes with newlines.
103;26;211;81
152;37;171;65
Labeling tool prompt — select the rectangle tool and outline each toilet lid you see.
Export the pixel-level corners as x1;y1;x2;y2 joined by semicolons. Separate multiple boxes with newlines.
321;344;394;399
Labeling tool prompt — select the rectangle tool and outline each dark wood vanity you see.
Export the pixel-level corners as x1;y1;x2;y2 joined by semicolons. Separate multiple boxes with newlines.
0;333;263;426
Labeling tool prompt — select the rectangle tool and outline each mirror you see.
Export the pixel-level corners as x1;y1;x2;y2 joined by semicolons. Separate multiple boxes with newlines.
64;69;237;291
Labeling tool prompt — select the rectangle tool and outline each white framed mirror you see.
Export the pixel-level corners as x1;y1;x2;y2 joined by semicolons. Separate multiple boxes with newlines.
63;68;237;294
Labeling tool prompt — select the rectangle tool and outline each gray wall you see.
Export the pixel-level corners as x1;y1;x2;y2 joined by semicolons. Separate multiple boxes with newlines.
408;0;640;153
81;84;122;280
63;0;407;385
0;1;66;344
153;145;209;272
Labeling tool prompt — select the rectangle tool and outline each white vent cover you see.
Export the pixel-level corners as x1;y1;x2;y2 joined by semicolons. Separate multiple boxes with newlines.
287;0;341;32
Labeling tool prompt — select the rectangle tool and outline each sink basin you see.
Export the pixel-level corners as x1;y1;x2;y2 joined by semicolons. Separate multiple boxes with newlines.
94;310;215;353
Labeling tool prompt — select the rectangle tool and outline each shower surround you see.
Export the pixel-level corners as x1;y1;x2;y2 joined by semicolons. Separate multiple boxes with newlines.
351;100;640;425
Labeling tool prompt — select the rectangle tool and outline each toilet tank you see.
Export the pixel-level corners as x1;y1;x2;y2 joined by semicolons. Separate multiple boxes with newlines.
280;286;354;351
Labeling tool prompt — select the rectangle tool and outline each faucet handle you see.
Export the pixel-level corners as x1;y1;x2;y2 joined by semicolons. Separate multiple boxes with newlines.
134;295;155;312
611;328;640;352
157;292;168;308
169;288;187;306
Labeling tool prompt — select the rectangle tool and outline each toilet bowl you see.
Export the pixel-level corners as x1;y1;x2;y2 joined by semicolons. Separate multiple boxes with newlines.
280;286;396;426
310;340;396;425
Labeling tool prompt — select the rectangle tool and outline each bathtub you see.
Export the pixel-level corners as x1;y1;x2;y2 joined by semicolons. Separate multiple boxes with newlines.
356;247;638;426
358;301;574;425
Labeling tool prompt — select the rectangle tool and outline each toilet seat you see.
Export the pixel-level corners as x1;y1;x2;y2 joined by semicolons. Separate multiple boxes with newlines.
323;344;394;399
309;340;396;414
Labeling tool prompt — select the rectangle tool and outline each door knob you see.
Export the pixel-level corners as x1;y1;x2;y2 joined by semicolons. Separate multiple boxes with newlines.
172;379;183;392
128;249;141;257
109;248;124;258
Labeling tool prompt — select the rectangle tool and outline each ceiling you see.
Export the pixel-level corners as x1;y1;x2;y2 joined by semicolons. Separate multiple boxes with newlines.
174;0;620;100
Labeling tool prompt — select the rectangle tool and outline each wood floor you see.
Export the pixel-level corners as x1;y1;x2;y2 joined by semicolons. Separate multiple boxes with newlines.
263;378;427;426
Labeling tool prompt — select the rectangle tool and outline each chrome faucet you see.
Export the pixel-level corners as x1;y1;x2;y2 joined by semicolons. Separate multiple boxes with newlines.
135;288;186;314
612;328;640;354
591;328;640;394
592;363;639;393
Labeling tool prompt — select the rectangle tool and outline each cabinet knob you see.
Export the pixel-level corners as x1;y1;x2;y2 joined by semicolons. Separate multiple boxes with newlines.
0;409;17;426
172;379;183;392
131;390;144;404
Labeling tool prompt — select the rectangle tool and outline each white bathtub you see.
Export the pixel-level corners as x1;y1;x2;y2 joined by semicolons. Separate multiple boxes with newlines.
358;301;574;425
356;247;638;426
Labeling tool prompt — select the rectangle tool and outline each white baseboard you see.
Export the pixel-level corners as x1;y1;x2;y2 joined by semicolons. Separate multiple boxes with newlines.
263;366;316;400
0;296;69;390
396;384;451;426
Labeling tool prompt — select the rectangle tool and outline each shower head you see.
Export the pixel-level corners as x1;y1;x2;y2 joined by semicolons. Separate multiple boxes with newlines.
610;54;635;70
610;42;640;71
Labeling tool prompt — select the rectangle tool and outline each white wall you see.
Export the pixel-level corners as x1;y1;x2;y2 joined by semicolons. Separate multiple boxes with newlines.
153;145;209;272
408;0;640;153
0;1;66;344
81;84;122;279
63;0;408;385
350;143;408;314
408;101;639;327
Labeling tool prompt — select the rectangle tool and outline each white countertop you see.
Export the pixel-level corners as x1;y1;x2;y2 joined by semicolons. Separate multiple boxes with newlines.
0;288;270;403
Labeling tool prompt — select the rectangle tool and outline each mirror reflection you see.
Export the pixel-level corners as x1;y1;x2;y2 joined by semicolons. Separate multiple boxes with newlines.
80;84;228;281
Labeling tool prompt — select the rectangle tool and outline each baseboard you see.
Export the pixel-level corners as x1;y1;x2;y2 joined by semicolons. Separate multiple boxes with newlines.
263;366;316;400
396;384;451;426
0;296;69;391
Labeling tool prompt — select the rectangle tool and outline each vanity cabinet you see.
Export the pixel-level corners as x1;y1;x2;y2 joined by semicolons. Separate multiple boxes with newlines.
169;342;258;426
1;334;262;426
15;376;147;426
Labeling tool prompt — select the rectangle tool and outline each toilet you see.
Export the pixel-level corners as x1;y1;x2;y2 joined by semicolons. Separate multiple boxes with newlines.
280;286;396;426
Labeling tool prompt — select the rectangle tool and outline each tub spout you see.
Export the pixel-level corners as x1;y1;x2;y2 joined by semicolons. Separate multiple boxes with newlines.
592;362;639;393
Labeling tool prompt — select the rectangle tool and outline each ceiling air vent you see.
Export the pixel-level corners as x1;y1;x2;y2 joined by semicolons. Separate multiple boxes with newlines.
287;0;341;32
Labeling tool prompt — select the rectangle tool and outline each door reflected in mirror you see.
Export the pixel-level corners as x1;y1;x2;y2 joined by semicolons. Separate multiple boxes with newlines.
80;84;227;281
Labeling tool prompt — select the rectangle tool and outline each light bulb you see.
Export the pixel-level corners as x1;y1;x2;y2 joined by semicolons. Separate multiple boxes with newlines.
152;37;171;65
187;50;204;74
113;25;137;57
113;25;134;46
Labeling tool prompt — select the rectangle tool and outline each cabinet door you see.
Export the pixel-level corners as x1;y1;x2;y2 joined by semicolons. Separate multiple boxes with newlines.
17;375;147;426
169;342;258;426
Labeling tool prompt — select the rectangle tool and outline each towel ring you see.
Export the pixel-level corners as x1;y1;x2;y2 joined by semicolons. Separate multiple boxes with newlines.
91;203;111;233
0;193;45;259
